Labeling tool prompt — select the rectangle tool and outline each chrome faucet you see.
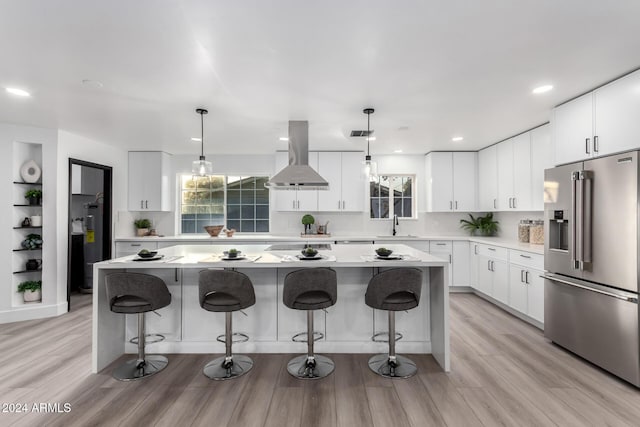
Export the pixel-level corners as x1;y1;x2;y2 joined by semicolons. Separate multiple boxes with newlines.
392;214;398;236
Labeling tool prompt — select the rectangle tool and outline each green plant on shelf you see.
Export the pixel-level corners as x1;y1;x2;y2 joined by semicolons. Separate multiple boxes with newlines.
21;233;43;250
17;280;41;293
24;188;42;205
459;213;499;236
134;218;151;229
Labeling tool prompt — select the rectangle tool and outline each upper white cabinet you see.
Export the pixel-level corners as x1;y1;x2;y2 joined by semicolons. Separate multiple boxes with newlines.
425;152;477;212
553;93;593;165
273;151;319;212
497;133;532;210
128;151;171;211
317;151;365;212
530;124;552;210
553;69;640;165
478;145;498;211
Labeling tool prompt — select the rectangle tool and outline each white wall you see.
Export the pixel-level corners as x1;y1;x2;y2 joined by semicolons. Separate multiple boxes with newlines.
57;130;128;303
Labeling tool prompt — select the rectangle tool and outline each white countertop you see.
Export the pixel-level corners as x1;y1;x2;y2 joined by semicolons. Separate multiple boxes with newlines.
100;243;448;269
115;234;544;255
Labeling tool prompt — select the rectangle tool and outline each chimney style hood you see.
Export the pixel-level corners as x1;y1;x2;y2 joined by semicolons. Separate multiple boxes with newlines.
266;121;329;190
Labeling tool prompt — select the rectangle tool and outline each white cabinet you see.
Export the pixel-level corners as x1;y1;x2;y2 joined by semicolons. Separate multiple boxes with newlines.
429;240;452;287
530;124;552;211
475;244;508;302
128;151;172;211
553;93;593;165
508;250;544;323
478;145;498;211
553;70;640;165
452;241;470;287
425;152;477;212
469;243;479;290
273;151;318;211
317;151;365;212
497;134;532;210
594;70;640;157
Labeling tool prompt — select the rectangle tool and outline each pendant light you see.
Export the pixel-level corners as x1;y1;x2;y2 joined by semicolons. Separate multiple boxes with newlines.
191;108;213;176
362;108;378;181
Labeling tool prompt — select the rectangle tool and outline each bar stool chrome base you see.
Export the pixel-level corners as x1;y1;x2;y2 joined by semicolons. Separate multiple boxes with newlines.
368;354;417;379
113;354;168;381
203;355;253;380
287;354;335;379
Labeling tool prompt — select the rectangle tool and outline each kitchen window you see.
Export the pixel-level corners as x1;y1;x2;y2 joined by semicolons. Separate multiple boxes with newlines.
180;175;270;233
370;175;415;219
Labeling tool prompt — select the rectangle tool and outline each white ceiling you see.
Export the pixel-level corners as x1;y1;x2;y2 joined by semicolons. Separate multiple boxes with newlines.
1;0;640;155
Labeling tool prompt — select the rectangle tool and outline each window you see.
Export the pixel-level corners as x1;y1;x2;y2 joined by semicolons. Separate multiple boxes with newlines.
370;175;415;219
180;175;269;233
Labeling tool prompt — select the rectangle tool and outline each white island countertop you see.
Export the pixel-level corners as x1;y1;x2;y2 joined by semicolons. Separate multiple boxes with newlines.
93;244;450;374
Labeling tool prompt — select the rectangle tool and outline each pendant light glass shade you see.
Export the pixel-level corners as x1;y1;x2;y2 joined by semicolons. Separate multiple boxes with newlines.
192;108;212;176
362;108;377;181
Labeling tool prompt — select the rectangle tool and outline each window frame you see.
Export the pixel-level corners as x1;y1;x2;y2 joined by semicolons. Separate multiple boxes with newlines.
369;174;417;220
178;174;270;234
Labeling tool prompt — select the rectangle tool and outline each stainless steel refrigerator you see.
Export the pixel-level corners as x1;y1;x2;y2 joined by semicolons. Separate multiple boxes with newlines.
543;150;639;387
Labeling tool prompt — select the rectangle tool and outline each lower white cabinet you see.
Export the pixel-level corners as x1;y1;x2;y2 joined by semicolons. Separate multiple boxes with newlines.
508;264;544;323
452;241;469;287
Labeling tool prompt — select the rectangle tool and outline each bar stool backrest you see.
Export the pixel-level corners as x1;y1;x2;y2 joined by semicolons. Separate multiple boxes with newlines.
365;268;423;311
199;269;256;311
105;272;171;312
283;268;337;309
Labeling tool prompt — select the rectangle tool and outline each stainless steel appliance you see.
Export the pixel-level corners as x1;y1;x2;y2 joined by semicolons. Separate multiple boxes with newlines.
543;150;640;387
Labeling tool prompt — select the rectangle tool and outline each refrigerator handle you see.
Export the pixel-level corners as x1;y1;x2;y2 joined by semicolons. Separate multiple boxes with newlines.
581;170;593;268
571;171;580;269
542;274;638;303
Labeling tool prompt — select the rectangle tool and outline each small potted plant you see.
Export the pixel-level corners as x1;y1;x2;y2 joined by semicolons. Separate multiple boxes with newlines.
459;213;499;236
18;280;42;303
226;248;239;258
301;214;315;234
134;218;152;237
21;233;43;250
25;189;42;205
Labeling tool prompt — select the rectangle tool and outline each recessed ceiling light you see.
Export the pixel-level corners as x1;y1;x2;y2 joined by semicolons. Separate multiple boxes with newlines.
279;137;289;141
82;79;104;88
532;84;553;94
366;136;376;141
394;149;403;153
191;137;201;142
5;87;30;97
452;136;464;142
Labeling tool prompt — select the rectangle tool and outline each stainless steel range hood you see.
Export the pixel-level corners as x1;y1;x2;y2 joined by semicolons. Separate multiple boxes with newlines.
266;121;329;190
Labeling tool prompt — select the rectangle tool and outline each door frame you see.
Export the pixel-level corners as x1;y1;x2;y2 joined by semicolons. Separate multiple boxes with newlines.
67;158;113;311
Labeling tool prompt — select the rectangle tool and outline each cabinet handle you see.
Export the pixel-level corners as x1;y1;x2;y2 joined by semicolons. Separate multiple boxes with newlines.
131;243;141;247
513;197;517;209
521;270;525;283
488;247;496;251
145;200;148;209
585;138;591;154
293;200;296;209
519;254;531;259
474;245;478;255
436;243;446;246
298;200;300;209
487;260;491;271
338;201;341;210
140;200;143;209
450;201;453;210
491;260;495;271
342;200;345;209
525;271;530;284
594;135;599;153
175;268;179;282
455;201;458;210
448;254;452;264
493;199;497;209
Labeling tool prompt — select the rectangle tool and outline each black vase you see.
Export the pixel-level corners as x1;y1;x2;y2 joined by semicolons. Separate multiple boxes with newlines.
27;196;40;206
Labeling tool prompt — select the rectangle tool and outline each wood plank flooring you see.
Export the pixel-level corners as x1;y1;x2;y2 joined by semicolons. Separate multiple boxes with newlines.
1;293;639;426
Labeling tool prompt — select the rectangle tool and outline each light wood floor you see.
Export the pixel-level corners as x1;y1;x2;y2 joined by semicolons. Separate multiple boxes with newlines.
1;293;639;426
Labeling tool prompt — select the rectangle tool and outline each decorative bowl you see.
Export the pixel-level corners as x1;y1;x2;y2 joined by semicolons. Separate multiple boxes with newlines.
204;225;224;237
137;250;158;258
375;248;393;257
301;248;319;257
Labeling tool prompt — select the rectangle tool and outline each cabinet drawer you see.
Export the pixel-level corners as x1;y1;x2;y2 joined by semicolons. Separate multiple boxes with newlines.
478;244;508;260
115;241;158;257
429;240;452;253
509;250;543;270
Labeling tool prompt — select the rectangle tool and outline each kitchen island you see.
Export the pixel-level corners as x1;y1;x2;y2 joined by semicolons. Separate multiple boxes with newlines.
92;244;450;373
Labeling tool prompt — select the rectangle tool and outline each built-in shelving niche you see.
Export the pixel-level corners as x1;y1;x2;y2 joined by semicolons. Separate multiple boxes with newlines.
12;142;43;307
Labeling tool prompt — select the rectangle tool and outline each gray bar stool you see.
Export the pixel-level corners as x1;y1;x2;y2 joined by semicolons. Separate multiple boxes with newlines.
105;272;172;381
283;268;337;379
199;269;256;380
365;268;423;378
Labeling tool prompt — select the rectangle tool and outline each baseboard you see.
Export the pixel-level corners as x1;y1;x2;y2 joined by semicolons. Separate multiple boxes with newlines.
0;302;68;324
450;286;474;293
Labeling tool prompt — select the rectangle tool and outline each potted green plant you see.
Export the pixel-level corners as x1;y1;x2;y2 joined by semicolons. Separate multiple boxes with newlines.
134;218;152;237
18;280;42;303
25;189;42;205
21;233;43;249
459;213;499;236
301;214;315;234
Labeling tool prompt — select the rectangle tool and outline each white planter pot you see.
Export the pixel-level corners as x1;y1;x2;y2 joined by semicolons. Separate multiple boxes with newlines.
136;228;149;237
23;289;41;303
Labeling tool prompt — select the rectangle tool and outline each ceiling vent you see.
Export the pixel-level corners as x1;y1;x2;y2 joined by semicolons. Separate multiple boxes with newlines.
350;130;373;137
